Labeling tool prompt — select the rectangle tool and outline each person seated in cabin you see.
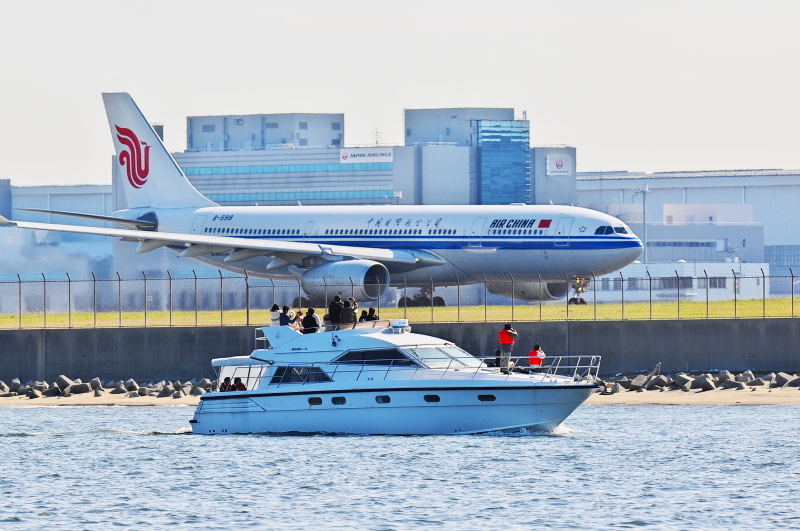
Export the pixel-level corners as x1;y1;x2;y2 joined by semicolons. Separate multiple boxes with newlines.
528;344;546;372
358;310;368;322
279;305;298;326
340;300;357;325
232;377;247;391
302;307;322;333
219;377;233;392
365;307;380;321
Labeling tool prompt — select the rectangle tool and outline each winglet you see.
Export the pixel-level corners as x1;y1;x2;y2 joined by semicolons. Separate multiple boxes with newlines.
0;214;16;226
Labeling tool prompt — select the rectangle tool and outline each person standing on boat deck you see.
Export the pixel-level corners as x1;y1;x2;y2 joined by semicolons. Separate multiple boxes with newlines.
269;304;281;327
365;307;380;321
340;300;357;325
498;323;518;374
302;308;322;333
328;295;344;328
279;305;298;326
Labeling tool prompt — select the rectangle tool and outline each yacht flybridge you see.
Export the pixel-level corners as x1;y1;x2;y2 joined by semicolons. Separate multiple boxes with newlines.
190;320;600;435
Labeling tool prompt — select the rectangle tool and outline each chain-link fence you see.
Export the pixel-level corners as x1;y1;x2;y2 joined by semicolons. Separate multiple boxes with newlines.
1;270;799;329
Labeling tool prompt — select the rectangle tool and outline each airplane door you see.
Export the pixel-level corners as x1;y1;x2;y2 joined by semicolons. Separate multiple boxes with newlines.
554;216;573;247
469;218;486;247
303;221;314;242
192;215;207;234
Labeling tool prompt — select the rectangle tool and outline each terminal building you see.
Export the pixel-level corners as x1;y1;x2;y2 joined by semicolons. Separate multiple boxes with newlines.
2;102;799;295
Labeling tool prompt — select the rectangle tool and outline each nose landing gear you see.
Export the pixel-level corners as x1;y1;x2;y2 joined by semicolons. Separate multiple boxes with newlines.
567;277;590;305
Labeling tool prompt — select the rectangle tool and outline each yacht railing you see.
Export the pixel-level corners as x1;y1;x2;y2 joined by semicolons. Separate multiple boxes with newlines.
265;354;600;387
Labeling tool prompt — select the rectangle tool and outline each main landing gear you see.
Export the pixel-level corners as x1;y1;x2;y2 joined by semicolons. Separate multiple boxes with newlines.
398;286;446;308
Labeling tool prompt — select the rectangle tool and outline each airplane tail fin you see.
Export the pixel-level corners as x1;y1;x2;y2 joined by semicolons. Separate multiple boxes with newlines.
102;93;216;209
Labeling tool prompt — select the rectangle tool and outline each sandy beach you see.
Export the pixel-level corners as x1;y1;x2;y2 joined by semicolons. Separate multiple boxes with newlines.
586;386;800;406
1;386;798;407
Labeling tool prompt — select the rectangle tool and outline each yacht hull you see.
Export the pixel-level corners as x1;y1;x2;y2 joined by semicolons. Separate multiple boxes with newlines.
190;384;595;435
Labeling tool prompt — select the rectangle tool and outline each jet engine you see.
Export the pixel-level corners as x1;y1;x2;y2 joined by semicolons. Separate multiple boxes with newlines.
486;280;569;302
301;260;390;301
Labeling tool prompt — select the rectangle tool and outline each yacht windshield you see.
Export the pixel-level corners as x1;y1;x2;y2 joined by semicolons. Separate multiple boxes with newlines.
403;345;483;369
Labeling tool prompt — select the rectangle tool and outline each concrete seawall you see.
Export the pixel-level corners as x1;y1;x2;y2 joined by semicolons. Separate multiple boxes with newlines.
2;319;799;382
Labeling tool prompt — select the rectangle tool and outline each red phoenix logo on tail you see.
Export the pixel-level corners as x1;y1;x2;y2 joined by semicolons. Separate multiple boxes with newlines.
115;125;150;189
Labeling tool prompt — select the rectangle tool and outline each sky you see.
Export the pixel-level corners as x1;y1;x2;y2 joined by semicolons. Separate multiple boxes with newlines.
1;0;799;187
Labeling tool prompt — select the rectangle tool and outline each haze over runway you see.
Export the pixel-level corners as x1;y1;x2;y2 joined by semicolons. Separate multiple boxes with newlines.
1;0;799;187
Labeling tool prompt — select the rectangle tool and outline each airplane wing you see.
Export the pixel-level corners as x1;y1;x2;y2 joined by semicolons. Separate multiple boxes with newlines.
0;215;443;269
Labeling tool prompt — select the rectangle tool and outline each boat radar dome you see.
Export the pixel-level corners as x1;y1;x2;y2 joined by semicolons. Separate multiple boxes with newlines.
389;319;410;333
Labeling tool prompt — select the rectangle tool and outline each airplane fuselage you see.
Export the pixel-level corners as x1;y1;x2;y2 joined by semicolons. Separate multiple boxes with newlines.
128;203;643;284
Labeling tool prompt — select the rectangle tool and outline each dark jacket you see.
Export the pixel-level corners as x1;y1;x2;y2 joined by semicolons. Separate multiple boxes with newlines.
328;300;343;323
302;313;321;334
340;306;357;325
279;312;297;326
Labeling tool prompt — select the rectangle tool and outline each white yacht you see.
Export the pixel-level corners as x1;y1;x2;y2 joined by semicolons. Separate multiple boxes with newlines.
190;320;600;435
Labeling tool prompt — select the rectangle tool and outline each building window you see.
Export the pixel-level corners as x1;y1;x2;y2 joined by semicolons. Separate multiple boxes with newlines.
265;122;279;129
202;125;215;133
299;122;308;130
331;139;340;146
299;139;308;146
332;122;341;130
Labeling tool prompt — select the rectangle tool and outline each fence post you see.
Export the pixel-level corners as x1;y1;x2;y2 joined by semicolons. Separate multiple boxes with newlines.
244;270;251;326
91;272;97;328
142;271;148;327
270;278;275;308
482;274;488;323
564;272;570;321
761;268;766;318
117;272;122;327
591;272;597;321
66;273;72;329
17;274;21;330
167;270;173;327
219;270;224;326
647;270;652;320
791;268;795;318
704;270;709;319
510;274;515;323
402;276;408;320
193;270;198;327
42;273;47;329
537;272;543;322
455;274;461;323
429;276;434;323
732;269;737;319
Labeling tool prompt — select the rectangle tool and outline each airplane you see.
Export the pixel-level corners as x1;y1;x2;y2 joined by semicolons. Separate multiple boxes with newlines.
0;93;643;306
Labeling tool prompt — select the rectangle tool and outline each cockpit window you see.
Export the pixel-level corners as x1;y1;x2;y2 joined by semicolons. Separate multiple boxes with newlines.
595;226;607;235
614;227;628;234
604;226;615;235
